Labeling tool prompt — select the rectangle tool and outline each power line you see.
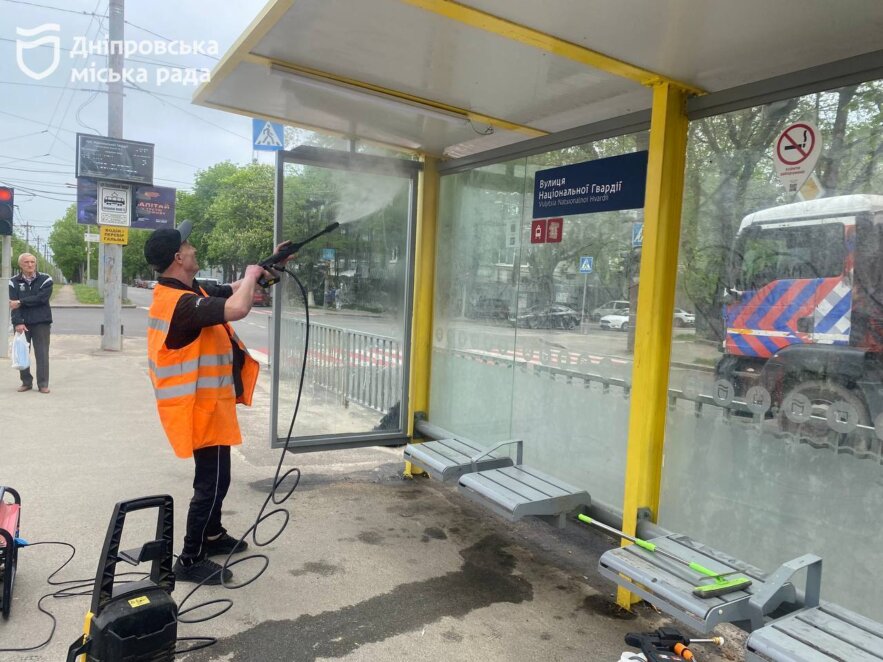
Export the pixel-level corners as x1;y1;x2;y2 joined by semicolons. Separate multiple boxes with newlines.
127;80;250;141
0;0;102;17
0;129;50;143
123;19;220;60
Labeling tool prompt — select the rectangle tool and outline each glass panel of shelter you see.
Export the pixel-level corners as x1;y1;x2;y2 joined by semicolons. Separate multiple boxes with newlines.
429;133;649;509
275;158;412;444
659;79;883;622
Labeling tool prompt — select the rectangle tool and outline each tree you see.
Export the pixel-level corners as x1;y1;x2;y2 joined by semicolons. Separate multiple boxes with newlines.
48;205;88;282
203;163;275;280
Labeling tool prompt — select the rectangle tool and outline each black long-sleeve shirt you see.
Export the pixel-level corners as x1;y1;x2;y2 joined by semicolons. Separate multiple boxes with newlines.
9;272;53;326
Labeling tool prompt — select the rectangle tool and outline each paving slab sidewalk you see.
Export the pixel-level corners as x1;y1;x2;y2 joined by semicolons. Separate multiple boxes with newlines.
0;335;742;662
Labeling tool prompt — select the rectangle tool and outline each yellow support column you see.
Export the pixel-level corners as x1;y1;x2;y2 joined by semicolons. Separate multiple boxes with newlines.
617;81;689;609
404;155;440;478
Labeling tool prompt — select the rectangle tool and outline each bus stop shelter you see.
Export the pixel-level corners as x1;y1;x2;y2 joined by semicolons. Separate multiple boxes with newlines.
192;0;883;644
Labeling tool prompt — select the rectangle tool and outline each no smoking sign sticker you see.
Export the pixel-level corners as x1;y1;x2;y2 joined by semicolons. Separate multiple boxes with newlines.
773;121;820;194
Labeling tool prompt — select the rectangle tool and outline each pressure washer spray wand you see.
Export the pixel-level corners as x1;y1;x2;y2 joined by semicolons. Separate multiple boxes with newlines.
624;627;724;662
257;221;341;288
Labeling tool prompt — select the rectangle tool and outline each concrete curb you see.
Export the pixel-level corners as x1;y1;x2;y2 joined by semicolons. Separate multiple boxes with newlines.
53;304;138;309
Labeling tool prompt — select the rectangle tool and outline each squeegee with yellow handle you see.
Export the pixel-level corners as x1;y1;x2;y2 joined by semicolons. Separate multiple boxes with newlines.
577;514;752;598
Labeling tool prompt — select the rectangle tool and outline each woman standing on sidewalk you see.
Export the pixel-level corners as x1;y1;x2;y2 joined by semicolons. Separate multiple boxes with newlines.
8;253;52;394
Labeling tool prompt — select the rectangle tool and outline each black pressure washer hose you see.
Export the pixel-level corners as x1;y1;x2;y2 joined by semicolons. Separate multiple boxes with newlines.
0;265;312;657
174;264;311;654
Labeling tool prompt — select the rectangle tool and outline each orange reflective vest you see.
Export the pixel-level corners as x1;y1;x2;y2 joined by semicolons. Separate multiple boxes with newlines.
147;283;259;458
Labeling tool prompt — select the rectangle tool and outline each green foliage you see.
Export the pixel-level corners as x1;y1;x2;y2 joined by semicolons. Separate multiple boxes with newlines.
204;163;275;277
123;229;150;280
73;284;102;304
48;205;88;282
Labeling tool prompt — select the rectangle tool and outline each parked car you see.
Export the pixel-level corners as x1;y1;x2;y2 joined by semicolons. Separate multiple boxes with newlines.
591;300;629;321
146;280;158;289
673;308;695;327
467;297;510;320
252;287;272;307
511;304;580;329
198;277;221;289
600;311;630;331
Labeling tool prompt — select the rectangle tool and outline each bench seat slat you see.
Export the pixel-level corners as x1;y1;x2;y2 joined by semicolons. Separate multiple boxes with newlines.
458;464;589;522
495;465;580;499
467;469;563;503
748;623;844;661
747;605;883;662
416;438;483;464
404;439;514;482
768;617;879;661
797;607;883;658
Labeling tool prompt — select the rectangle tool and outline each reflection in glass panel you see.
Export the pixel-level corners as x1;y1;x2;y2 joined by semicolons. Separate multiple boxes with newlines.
429;163;522;443
510;137;647;507
277;162;411;440
430;134;648;507
661;81;883;620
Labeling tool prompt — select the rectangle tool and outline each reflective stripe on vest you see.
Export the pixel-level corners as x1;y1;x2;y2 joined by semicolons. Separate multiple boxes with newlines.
147;283;250;458
154;374;235;400
148;352;232;379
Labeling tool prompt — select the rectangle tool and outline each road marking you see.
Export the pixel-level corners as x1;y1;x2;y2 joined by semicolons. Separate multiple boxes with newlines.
248;348;269;365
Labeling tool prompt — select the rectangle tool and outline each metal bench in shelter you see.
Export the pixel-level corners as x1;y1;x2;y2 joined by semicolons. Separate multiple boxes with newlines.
404;434;590;527
455;439;590;527
599;532;820;634
746;602;883;661
403;436;514;482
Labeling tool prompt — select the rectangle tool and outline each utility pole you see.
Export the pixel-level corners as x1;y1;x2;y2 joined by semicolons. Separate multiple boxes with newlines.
102;0;124;351
0;234;9;359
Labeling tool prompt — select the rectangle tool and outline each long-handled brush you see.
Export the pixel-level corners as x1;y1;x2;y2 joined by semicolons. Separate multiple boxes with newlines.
578;514;752;598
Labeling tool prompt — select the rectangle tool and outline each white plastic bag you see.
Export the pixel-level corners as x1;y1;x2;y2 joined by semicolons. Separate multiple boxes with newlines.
11;331;29;371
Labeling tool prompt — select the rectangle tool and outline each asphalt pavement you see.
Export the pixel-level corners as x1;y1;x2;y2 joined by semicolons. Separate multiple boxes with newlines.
0;332;743;662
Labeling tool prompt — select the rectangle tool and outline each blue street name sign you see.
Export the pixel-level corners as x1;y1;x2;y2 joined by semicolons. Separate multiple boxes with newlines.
532;151;648;218
579;256;594;274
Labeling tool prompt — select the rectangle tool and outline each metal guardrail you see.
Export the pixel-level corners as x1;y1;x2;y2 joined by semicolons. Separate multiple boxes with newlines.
437;343;883;463
281;317;402;414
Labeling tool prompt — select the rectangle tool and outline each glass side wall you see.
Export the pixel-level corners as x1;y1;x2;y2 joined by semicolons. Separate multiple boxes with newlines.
430;134;648;507
659;80;883;620
277;161;411;441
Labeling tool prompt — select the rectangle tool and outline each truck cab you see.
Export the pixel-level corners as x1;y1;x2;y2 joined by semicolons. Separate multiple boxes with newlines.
716;195;883;451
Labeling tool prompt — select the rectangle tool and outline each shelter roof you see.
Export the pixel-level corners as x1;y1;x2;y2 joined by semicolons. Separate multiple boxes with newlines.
194;0;883;157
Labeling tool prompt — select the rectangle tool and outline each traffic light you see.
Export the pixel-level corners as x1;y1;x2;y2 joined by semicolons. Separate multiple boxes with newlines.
0;187;13;236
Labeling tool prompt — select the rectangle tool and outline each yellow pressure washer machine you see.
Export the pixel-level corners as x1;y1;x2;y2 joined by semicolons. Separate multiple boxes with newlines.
67;495;178;661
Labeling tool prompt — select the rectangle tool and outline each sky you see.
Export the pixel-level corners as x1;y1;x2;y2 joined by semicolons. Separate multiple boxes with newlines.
0;0;273;255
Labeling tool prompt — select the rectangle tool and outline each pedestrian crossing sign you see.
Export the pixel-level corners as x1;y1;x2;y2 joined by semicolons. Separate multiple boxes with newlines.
252;119;284;151
579;256;594;274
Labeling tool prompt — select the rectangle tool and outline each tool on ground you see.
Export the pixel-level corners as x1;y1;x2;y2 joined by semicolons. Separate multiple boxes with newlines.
625;627;724;662
257;221;340;287
0;486;22;620
67;495;178;662
577;514;752;598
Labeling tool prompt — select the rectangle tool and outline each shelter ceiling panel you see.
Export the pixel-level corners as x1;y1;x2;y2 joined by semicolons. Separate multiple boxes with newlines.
203;60;526;156
250;0;645;130
462;0;883;91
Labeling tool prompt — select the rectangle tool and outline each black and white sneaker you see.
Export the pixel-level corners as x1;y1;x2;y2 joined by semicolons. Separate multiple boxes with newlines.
173;557;232;585
203;533;249;557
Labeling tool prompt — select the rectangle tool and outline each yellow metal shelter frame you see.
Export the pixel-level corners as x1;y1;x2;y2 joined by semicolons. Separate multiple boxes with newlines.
194;0;741;611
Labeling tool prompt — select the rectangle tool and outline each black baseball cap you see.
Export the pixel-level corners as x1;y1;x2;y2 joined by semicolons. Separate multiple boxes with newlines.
144;220;193;272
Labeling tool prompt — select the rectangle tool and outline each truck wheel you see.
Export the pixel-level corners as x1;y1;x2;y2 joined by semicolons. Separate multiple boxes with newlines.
779;380;873;456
